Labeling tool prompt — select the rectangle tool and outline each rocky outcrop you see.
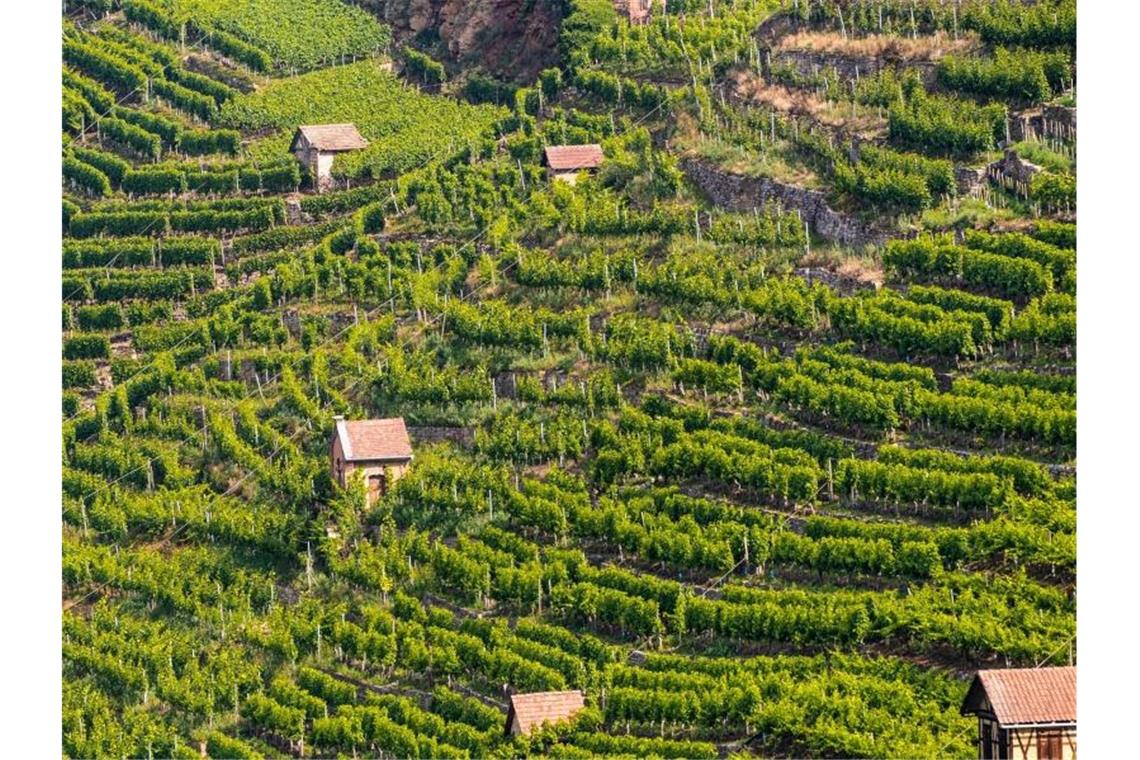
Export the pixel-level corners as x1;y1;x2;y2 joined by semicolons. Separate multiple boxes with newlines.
681;157;889;250
358;0;562;83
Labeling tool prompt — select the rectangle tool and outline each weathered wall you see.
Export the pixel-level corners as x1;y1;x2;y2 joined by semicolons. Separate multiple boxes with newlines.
986;149;1042;197
1009;105;1076;143
773;48;938;88
680;157;888;249
954;165;987;197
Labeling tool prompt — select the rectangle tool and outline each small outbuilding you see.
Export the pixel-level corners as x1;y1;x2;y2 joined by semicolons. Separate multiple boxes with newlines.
614;0;654;25
330;416;413;504
291;124;369;192
504;690;585;737
960;666;1076;760
543;144;604;184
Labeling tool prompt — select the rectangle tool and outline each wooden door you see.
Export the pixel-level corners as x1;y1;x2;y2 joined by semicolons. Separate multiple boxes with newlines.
368;473;386;499
1038;731;1063;760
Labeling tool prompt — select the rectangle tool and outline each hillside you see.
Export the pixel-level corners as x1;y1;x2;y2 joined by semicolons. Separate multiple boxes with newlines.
61;0;1076;757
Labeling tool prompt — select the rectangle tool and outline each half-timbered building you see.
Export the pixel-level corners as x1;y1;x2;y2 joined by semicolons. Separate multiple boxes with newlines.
960;666;1076;760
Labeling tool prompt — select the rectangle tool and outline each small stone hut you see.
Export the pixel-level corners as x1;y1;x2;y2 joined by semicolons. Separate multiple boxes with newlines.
504;690;585;737
543;144;604;184
291;124;368;192
614;0;653;25
330;416;413;504
960;666;1076;760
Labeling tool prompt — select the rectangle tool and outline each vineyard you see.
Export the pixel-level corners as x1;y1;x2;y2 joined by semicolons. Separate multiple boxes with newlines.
60;0;1076;758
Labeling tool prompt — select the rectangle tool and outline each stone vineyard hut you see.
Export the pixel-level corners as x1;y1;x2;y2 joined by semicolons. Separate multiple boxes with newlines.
960;666;1076;760
543;144;604;184
504;690;585;737
290;123;368;192
614;0;654;25
329;416;413;504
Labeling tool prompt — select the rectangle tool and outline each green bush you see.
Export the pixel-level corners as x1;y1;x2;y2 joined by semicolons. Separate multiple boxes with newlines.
76;304;126;331
63;334;112;360
63;156;112;197
357;201;386;233
403;46;445;84
63;361;98;388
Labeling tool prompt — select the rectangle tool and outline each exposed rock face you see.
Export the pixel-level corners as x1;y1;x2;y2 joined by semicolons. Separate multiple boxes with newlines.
680;157;889;250
359;0;563;83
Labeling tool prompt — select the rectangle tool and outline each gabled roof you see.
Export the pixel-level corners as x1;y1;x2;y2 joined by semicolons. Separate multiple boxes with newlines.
505;690;585;736
961;667;1076;727
544;144;604;171
292;124;369;152
335;418;413;462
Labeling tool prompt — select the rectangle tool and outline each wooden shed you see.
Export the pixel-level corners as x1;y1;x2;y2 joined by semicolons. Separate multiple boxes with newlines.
543;144;604;184
504;690;585;737
330;416;413;504
960;666;1076;760
290;124;368;192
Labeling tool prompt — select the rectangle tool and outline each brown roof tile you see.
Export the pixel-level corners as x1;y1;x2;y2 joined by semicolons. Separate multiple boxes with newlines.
963;667;1076;726
294;123;369;152
544;144;604;171
336;418;413;462
507;690;585;736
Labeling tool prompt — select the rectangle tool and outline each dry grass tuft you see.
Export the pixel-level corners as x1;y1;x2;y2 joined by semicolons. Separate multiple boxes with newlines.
836;256;885;288
729;70;887;137
774;30;977;62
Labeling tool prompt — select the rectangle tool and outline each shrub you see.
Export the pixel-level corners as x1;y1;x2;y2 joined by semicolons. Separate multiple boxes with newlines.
76;304;126;331
63;334;112;360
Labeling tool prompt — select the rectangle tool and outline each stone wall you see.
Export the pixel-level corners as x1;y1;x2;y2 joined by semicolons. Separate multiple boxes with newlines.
773;48;938;88
954;165;987;197
1009;105;1076;143
680;157;888;249
986;149;1042;197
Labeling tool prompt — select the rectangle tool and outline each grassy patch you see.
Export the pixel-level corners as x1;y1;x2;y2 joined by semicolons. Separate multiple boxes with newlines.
220;60;505;178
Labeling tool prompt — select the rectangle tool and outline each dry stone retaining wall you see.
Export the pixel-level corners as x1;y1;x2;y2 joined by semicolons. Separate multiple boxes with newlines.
955;165;987;197
1009;105;1076;143
986;149;1042;197
681;157;888;249
773;48;938;88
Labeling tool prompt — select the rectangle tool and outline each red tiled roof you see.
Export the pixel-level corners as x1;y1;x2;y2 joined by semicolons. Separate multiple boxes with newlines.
507;690;585;736
963;667;1076;726
336;418;413;462
544;144;604;171
293;123;369;152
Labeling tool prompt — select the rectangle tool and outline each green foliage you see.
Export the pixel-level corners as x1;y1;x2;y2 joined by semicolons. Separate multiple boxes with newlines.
64;334;112;360
220;61;505;179
889;87;1006;156
64;156;113;197
938;47;1069;103
173;0;392;73
402;46;446;84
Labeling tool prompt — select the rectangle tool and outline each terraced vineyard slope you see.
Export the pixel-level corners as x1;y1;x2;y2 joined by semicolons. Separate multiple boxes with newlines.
61;0;1076;757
